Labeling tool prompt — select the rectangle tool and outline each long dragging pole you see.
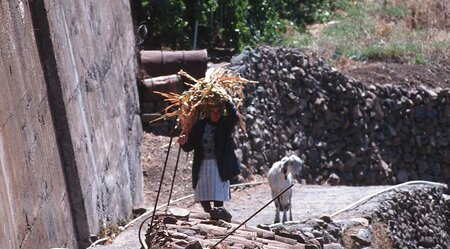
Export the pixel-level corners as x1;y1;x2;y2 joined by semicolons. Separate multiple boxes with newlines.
149;135;174;230
166;145;182;208
211;183;294;248
138;126;175;249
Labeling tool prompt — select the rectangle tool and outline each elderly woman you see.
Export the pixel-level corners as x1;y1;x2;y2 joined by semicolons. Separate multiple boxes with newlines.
177;99;240;213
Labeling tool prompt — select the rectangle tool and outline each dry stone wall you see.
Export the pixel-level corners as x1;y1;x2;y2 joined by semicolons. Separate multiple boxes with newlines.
231;46;450;185
0;0;142;248
373;185;449;248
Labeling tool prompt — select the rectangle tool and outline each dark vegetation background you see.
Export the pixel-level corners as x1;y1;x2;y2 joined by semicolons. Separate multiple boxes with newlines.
135;0;346;50
133;0;450;66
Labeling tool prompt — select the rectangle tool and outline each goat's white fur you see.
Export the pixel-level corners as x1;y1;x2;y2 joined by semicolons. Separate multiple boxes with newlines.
267;155;303;223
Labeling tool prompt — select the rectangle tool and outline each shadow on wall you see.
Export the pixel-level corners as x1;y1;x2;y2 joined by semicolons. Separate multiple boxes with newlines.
0;0;142;248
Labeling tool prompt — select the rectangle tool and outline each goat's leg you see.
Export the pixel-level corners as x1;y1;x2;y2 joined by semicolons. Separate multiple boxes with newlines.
275;207;281;224
274;201;281;223
282;209;288;223
289;201;293;221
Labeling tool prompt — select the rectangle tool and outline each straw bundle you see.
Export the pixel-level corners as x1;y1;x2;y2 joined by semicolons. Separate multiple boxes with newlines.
154;66;256;135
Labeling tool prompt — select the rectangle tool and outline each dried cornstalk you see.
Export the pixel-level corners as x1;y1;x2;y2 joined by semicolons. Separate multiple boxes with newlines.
153;66;256;135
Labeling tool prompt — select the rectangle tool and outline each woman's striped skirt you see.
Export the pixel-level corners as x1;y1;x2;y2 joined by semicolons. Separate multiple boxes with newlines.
194;159;230;202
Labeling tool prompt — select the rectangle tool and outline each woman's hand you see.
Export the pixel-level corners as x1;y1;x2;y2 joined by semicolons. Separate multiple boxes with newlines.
177;134;187;145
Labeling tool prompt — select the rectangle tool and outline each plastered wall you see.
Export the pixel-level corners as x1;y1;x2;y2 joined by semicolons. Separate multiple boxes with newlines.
0;1;142;248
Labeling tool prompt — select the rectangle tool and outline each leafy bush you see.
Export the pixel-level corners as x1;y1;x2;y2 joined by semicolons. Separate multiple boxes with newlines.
142;0;189;49
139;0;347;50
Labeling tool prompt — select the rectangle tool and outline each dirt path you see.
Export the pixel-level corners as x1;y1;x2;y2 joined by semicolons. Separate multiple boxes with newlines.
91;132;396;248
140;133;390;225
93;183;389;249
188;183;389;226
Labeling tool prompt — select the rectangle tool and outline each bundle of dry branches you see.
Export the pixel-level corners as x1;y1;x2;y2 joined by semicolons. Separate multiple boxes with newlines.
154;66;256;135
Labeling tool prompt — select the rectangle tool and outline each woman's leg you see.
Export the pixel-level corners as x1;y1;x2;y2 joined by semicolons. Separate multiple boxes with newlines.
213;201;223;207
200;201;212;212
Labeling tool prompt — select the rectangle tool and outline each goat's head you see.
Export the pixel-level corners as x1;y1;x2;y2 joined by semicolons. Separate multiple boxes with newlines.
281;155;303;180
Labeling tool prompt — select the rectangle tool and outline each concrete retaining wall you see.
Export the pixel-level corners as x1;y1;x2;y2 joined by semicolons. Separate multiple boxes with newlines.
0;1;142;248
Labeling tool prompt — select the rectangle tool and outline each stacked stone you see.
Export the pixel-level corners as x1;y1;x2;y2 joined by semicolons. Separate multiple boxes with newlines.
231;46;450;184
372;186;450;248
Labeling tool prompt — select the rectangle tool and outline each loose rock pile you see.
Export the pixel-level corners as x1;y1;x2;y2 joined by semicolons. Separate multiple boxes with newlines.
231;46;450;185
372;185;450;248
145;185;449;249
145;209;381;249
145;210;311;248
268;184;450;249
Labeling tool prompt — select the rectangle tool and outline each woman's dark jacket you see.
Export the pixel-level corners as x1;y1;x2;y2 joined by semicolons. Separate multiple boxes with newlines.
181;101;241;189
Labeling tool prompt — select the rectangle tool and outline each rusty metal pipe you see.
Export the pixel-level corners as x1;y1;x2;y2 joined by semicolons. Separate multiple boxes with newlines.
141;74;185;102
140;50;208;79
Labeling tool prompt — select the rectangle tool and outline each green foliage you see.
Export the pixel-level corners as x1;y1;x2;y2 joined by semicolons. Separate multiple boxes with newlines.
410;53;427;64
384;5;409;20
140;0;348;50
138;0;448;65
282;0;450;65
323;20;370;42
269;0;343;27
362;42;424;63
279;22;312;48
246;0;284;45
432;41;450;50
143;0;189;49
214;0;251;49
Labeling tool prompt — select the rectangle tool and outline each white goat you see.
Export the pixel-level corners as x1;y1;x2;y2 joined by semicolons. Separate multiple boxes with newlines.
267;155;303;223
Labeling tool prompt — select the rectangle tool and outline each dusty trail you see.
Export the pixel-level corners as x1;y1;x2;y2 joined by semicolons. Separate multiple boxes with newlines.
94;183;389;249
189;183;389;226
